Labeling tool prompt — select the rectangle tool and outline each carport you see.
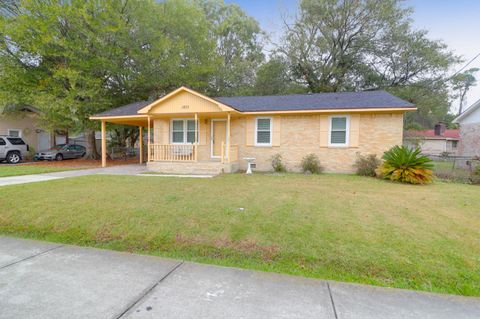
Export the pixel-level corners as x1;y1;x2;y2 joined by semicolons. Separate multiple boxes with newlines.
90;101;151;167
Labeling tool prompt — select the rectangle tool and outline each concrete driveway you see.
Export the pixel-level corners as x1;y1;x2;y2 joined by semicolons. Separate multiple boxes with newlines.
0;164;148;187
0;237;479;319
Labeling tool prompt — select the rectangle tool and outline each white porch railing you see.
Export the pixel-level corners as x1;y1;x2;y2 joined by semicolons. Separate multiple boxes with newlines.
149;143;238;163
150;144;197;162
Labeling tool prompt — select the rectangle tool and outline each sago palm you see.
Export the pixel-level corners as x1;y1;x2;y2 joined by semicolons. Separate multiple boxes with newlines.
376;146;433;184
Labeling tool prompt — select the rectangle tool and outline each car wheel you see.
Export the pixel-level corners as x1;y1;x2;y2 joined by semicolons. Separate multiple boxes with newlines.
6;152;21;164
55;153;63;161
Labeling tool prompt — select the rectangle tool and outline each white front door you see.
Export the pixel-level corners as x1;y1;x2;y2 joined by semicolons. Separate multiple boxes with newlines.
37;131;51;151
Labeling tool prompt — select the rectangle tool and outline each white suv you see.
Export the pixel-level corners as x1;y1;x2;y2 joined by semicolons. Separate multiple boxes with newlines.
0;136;29;164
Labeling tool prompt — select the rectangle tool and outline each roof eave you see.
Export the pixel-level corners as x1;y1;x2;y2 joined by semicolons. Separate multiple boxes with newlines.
454;99;480;123
240;106;416;114
89;114;149;120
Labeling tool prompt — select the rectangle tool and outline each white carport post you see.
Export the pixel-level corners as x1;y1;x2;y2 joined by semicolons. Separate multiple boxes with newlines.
101;120;107;168
147;116;151;162
139;126;143;164
226;112;231;163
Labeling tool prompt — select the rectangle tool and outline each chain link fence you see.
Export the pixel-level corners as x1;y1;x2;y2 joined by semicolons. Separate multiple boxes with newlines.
426;154;480;184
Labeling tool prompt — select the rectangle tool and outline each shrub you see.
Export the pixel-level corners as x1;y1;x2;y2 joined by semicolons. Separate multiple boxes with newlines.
376;146;433;184
354;154;381;177
270;153;286;172
469;174;480;185
471;165;480;185
300;154;323;174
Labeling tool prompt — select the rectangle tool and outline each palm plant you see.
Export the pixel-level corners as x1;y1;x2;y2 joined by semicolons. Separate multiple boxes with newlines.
376;146;434;184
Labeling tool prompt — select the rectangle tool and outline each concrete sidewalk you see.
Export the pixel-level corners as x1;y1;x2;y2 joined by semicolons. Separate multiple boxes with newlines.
0;164;148;187
0;237;479;319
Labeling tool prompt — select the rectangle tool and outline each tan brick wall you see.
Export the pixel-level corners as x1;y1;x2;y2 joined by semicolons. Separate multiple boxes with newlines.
151;112;404;173
231;113;404;173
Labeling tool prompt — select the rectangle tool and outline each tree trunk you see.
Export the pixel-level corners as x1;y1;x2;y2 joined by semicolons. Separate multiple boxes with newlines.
84;128;100;159
129;128;140;148
458;90;467;116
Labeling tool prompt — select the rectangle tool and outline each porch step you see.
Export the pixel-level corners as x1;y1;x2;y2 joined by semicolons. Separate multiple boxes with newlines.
147;161;239;175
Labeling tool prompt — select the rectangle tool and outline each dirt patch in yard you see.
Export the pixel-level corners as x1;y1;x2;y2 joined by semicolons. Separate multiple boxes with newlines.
175;233;279;261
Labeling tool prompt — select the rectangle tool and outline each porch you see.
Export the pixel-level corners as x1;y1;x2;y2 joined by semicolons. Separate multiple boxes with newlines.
91;86;242;174
145;113;240;174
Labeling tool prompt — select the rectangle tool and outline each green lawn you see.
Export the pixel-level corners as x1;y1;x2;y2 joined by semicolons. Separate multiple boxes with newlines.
1;173;479;296
0;165;74;177
432;160;473;183
433;160;455;171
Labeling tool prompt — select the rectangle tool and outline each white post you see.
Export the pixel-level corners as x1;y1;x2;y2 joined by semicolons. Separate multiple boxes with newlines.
139;126;143;164
101;120;107;168
195;113;198;162
147;116;151;162
226;113;231;163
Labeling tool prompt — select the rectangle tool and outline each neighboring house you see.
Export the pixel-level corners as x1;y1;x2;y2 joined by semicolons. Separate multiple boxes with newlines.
70;131;109;153
404;123;459;155
454;99;480;157
91;86;415;174
0;106;68;154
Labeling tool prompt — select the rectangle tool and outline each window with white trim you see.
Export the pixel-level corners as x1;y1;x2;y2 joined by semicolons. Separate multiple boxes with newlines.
329;116;348;146
8;129;21;138
255;117;272;146
171;119;197;144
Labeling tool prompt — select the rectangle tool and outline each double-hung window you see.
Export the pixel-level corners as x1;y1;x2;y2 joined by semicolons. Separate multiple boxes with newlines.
8;129;21;138
255;117;272;146
171;119;197;144
329;116;349;146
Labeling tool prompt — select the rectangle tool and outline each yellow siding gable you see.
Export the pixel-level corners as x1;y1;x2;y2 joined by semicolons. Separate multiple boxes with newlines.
148;91;223;114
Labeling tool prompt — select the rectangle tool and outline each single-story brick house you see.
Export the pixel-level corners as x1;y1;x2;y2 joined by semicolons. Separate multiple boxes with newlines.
404;123;459;156
90;86;415;174
454;99;480;158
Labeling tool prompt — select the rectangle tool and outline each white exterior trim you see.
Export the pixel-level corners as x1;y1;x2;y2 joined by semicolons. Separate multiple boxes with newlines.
170;118;195;144
328;115;350;147
7;129;22;138
254;117;273;147
454;99;480;123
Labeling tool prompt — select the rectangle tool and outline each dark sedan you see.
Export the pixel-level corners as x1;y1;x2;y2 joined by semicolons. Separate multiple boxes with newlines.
35;144;86;161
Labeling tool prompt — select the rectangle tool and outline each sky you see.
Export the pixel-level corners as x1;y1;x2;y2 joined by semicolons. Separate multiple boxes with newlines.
227;0;480;113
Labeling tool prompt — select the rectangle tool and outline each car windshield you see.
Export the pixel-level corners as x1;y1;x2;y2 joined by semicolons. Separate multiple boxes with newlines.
51;144;66;150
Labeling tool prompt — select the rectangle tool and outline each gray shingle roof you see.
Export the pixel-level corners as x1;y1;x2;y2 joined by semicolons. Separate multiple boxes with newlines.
93;100;151;117
93;90;413;117
215;91;413;112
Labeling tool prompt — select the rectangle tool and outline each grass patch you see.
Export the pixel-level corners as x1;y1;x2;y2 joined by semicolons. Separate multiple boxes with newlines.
0;165;76;177
433;160;455;171
0;173;479;296
432;161;473;183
